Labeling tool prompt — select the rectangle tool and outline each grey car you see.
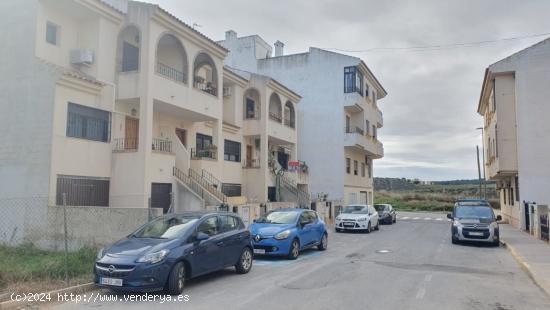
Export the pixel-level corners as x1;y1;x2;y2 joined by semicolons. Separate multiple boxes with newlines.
447;204;502;246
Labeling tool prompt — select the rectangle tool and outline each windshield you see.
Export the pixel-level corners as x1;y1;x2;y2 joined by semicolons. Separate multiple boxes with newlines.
341;205;369;214
455;206;494;219
374;205;389;212
256;211;298;224
132;215;200;239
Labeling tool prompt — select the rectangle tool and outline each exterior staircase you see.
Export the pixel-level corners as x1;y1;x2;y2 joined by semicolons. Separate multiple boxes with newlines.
173;167;227;205
280;173;310;208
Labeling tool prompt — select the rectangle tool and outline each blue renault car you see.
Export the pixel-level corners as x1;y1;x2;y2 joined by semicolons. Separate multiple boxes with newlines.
94;212;253;295
249;208;328;259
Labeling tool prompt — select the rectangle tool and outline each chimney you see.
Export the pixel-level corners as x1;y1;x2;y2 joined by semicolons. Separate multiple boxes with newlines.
274;40;284;57
225;30;237;41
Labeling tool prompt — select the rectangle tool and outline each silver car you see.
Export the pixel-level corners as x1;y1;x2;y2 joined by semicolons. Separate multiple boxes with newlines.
447;204;502;246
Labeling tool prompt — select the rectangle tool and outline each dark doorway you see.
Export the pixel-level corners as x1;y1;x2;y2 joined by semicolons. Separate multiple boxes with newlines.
277;151;289;170
151;183;172;213
268;186;277;202
524;202;530;231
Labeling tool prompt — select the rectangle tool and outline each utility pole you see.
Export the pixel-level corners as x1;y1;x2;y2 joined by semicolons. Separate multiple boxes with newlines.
476;145;482;200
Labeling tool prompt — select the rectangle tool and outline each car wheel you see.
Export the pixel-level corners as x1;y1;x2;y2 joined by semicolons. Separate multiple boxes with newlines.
288;239;300;260
318;233;328;251
235;247;253;274
493;238;500;247
393;216;397;223
375;220;380;231
366;222;371;234
166;262;185;295
335;228;342;233
451;236;458;244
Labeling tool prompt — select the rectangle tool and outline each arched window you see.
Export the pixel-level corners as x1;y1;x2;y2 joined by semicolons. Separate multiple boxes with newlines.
156;34;188;83
284;101;295;128
243;88;261;119
117;25;140;72
269;93;282;123
193;52;218;96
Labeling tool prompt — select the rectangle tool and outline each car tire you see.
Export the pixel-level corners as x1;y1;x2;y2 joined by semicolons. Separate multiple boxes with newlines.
451;236;458;244
366;222;371;234
288;239;300;260
318;233;328;251
393;216;397;223
375;220;380;231
235;247;253;274
492;238;500;247
335;228;342;233
166;262;185;295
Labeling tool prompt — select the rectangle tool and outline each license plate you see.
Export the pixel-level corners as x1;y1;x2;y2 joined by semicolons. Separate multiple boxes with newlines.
253;249;266;254
100;277;123;286
343;222;355;227
469;232;484;236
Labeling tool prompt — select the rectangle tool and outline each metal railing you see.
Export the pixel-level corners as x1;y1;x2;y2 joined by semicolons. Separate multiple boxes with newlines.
173;167;205;199
201;169;222;191
269;112;282;123
191;148;217;160
243;158;261;168
152;138;172;153
156;62;186;83
280;173;310;208
194;80;218;96
188;168;227;203
113;138;138;152
344;126;365;135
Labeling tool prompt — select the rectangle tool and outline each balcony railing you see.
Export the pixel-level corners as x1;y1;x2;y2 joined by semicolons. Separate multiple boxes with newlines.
269;112;282;123
194;80;218;96
243;158;261;168
191;147;217;160
113;138;138;152
284;118;295;128
156;62;186;83
152;138;172;153
344;126;364;135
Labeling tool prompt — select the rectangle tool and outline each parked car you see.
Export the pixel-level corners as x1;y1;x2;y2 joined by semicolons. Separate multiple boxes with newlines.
94;212;252;295
455;198;491;207
447;204;502;246
375;204;396;224
335;204;379;233
248;209;328;260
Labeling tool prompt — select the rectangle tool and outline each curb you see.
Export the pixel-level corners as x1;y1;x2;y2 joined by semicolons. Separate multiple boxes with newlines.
0;282;96;310
500;239;550;298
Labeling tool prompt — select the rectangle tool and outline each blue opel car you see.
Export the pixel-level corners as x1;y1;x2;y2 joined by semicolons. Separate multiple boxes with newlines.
249;208;328;259
94;212;252;295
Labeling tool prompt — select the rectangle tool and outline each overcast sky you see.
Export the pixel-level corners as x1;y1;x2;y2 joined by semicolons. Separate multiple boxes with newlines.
151;0;550;181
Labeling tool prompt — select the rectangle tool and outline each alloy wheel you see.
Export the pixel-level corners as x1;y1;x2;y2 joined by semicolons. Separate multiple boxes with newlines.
177;265;185;290
241;249;252;271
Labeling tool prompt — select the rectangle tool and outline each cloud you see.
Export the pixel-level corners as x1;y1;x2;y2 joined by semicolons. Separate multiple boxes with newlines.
150;0;550;180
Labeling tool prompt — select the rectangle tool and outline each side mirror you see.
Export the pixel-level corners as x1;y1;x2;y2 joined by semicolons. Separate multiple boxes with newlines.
496;215;502;221
300;220;309;227
195;232;209;242
446;213;453;219
253;219;257;223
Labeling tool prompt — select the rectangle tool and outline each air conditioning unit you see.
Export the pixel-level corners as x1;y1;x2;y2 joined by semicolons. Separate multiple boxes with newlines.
70;49;94;66
223;87;232;97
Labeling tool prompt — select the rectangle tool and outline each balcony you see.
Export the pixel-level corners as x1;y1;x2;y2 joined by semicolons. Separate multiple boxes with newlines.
343;131;384;158
152;138;173;154
243;158;261;169
113;138;138;152
157;62;186;83
191;147;217;160
269;112;282;123
345;126;364;135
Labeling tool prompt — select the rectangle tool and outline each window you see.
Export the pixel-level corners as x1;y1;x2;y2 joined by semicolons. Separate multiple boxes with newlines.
66;103;110;142
219;215;238;232
307;211;318;222
196;133;213;150
345;115;351;132
361;163;366;177
365;120;370;135
46;22;58;45
224;140;241;162
365;84;370;97
373;126;377;139
346;158;351;174
354;160;358;175
245;98;256;119
197;216;219;236
56;175;109;206
344;66;363;95
122;41;139;72
510;187;514;205
222;183;242;197
515;176;520;202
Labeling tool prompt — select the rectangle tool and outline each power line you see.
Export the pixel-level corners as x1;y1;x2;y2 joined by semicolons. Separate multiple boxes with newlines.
322;31;550;53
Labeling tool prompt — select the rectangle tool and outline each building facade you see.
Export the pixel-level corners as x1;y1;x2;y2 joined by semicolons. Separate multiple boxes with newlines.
0;0;309;216
478;38;550;231
219;31;386;206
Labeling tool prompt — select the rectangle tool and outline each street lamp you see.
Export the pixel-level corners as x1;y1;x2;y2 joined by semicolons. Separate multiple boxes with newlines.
476;127;486;199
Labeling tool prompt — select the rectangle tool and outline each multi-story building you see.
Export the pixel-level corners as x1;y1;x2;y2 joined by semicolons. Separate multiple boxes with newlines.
0;0;308;217
219;31;386;206
477;38;550;230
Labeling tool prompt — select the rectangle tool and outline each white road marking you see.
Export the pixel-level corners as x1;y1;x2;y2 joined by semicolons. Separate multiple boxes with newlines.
424;217;432;220
413;217;420;220
401;217;410;220
435;218;443;221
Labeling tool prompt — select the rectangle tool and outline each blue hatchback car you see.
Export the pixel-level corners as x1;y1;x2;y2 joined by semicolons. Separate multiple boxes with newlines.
94;212;252;295
249;208;328;259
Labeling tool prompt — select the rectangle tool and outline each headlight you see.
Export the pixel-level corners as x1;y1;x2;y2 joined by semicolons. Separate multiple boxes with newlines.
274;229;291;240
97;248;105;260
335;216;341;221
490;222;498;229
357;217;367;222
136;249;170;264
453;220;463;227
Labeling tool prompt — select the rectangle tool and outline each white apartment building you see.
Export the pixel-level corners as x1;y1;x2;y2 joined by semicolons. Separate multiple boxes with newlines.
478;38;550;232
219;31;387;207
0;0;308;218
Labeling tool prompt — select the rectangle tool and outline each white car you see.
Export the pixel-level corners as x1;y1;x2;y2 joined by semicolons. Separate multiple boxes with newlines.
335;204;379;233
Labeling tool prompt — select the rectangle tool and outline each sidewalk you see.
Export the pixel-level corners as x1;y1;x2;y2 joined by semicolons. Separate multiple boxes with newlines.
500;224;550;297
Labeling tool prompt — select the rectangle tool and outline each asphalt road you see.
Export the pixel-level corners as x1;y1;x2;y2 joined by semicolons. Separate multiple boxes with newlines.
50;212;550;310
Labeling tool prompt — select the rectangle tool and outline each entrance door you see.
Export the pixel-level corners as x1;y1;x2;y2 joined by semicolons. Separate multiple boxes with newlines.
151;183;172;213
524;202;530;231
268;187;277;202
125;117;139;150
246;145;253;166
360;191;368;204
277;151;289;170
175;128;187;147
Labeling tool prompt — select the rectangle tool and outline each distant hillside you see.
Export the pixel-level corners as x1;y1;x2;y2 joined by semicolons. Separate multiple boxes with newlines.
433;179;496;186
374;178;418;191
